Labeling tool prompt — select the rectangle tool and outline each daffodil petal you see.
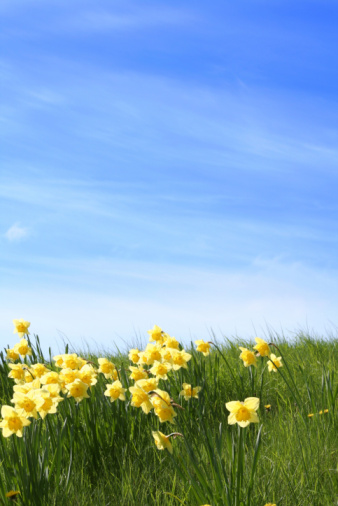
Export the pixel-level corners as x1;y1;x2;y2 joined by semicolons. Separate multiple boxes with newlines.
228;413;237;425
225;401;243;412
244;397;260;411
249;412;259;423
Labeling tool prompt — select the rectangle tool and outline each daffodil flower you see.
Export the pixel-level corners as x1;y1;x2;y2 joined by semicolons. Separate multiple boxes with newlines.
152;431;173;453
98;358;116;379
253;337;270;357
239;347;257;367
129;365;149;381
129;385;154;414
226;397;260;428
13;319;30;338
104;380;126;402
6;348;20;362
149;361;172;380
0;405;31;437
13;338;32;357
147;325;164;344
195;340;211;356
179;383;202;400
128;348;141;364
267;354;283;372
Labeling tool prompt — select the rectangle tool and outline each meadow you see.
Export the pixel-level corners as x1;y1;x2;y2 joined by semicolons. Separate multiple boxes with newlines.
0;321;337;505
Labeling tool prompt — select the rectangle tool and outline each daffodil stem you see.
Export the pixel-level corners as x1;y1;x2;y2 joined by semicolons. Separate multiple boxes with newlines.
269;343;300;396
248;366;255;396
211;343;242;397
235;426;245;506
269;345;307;423
259;363;267;400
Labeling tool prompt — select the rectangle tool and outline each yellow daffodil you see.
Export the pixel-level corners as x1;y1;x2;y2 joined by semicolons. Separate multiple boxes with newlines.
154;404;177;424
161;347;173;362
239;347;257;367
8;363;26;383
150;389;172;408
11;391;43;420
98;358;116;379
42;384;64;406
129;385;154;414
141;344;162;365
147;325;165;344
104;380;126;402
61;354;84;370
162;335;180;349
308;413;314;418
13;338;32;357
171;350;192;370
52;354;64;367
129;365;149;381
264;503;276;506
151;389;177;424
179;383;202;400
0;405;31;437
267;354;283;372
6;348;20;362
78;364;98;387
319;409;329;415
195;340;211;356
264;404;271;411
152;431;173;453
135;378;158;392
13;378;41;393
225;397;260;428
128;348;141;364
13;319;30;338
59;368;80;385
29;363;50;379
253;337;270;357
23;369;35;384
35;389;60;419
65;379;90;402
149;361;172;380
40;371;61;386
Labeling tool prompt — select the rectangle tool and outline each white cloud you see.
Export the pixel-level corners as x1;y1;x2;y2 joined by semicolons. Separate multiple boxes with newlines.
4;223;30;242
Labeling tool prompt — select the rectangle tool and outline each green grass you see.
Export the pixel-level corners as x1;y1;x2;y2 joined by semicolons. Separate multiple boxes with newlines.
0;331;337;505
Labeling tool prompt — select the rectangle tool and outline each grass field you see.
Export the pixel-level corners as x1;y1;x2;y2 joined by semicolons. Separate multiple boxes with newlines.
0;324;337;505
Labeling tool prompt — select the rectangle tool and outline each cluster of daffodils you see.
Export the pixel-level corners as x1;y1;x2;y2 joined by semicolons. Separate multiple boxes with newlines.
221;337;285;429
127;325;201;426
1;321;204;446
239;337;283;373
2;322;101;437
1;321;267;455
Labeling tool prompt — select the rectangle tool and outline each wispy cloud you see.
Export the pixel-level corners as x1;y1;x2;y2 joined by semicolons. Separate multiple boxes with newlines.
0;257;337;354
2;63;338;180
0;0;337;350
4;223;30;242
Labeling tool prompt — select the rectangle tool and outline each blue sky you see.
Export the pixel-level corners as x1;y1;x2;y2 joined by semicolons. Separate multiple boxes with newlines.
1;0;338;353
